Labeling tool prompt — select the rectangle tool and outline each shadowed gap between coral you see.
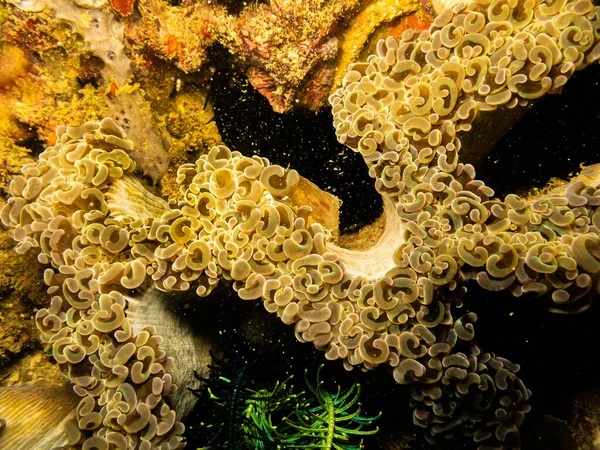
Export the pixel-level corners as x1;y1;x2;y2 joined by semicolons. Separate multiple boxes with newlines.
475;65;600;199
461;282;600;450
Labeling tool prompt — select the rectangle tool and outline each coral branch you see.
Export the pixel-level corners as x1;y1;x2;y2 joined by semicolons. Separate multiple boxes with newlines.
1;0;600;448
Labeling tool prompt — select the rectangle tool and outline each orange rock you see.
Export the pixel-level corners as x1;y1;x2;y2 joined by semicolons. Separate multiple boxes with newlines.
110;0;136;16
387;10;434;38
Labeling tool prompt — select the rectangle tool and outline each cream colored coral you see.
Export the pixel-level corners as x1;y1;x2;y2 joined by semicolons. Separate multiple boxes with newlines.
330;0;600;308
2;120;184;449
2;0;600;447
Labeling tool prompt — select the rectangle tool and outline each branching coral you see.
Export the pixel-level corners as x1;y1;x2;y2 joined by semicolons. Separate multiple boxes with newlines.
1;0;600;448
329;0;600;308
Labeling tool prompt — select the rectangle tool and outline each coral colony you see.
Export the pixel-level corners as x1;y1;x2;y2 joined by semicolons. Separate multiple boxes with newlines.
0;0;600;449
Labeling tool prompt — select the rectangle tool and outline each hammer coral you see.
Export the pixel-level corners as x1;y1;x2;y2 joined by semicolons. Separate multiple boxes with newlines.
1;0;600;448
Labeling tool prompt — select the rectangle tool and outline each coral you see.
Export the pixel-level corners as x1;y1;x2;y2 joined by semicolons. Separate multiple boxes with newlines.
3;0;427;115
2;24;170;181
6;0;173;181
6;0;132;82
1;120;184;448
215;0;361;112
0;14;109;144
407;330;530;447
0;137;34;195
161;90;221;155
0;218;48;374
14;80;108;146
132;0;223;74
1;0;600;448
0;294;37;370
0;351;65;387
0;44;31;88
129;0;422;112
0;44;38;145
332;0;422;89
329;0;600;308
158;88;222;202
210;0;434;112
0;382;80;448
0;8;65;55
214;0;434;112
125;287;214;422
0;124;533;447
106;88;172;181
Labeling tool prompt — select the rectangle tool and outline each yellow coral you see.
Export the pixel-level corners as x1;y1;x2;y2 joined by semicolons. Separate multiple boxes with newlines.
1;119;184;448
0;137;33;195
2;0;600;448
159;88;222;201
333;0;421;88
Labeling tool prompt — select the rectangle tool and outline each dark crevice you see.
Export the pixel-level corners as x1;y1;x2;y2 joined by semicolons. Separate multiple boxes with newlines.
18;136;46;157
76;76;101;89
216;0;269;15
475;64;600;199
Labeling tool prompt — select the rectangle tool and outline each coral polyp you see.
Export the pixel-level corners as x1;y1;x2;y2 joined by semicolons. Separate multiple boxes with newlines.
0;0;600;448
